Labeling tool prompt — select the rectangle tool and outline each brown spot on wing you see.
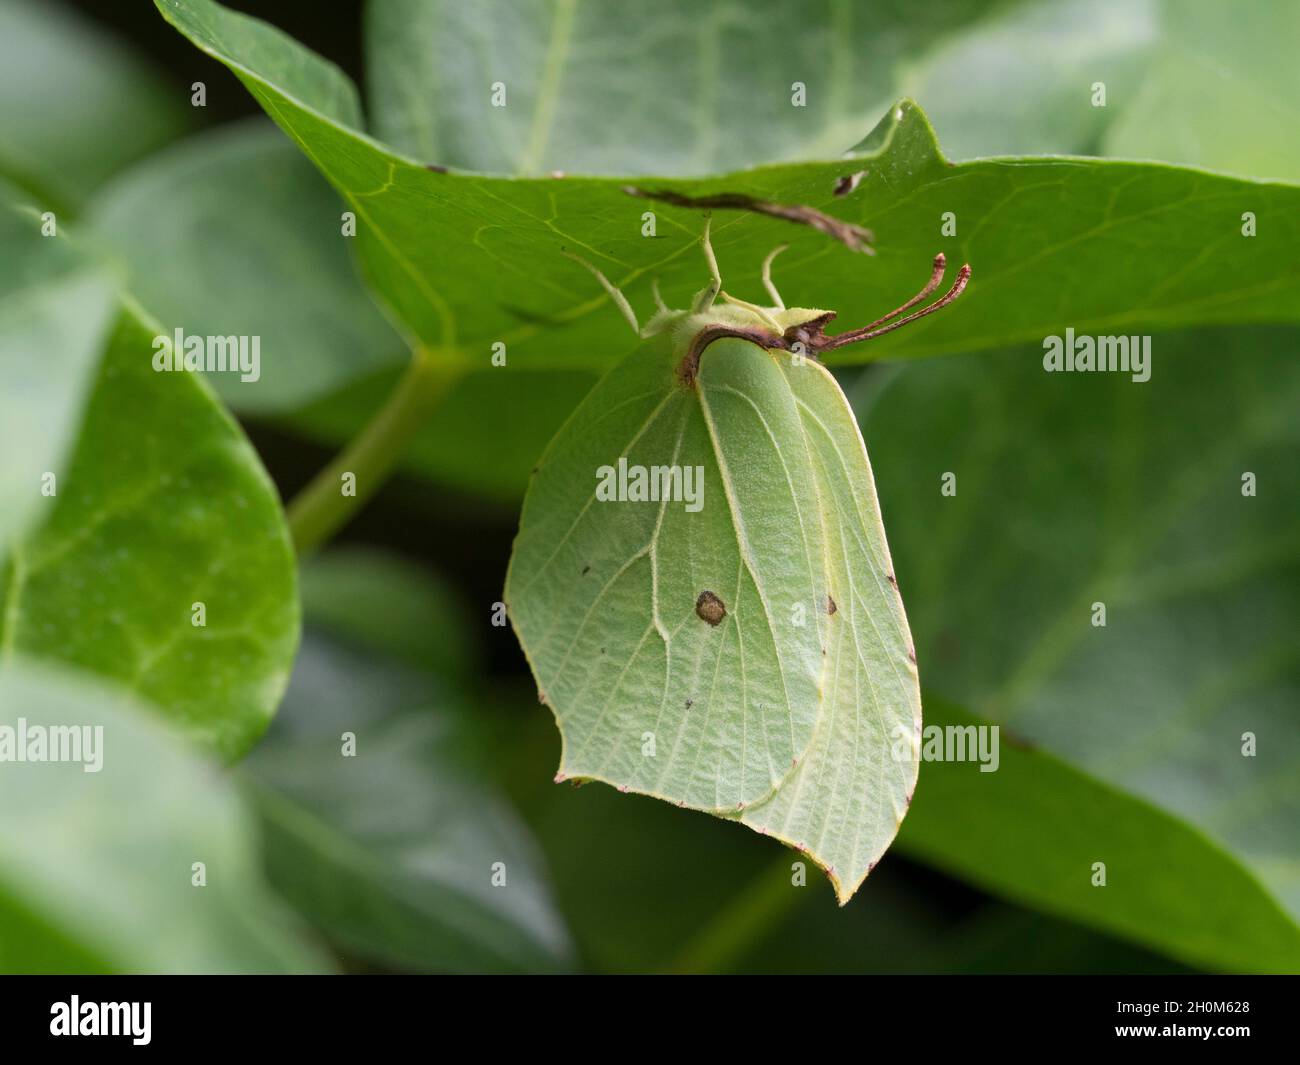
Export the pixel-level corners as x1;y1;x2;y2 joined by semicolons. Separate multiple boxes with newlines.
695;590;727;626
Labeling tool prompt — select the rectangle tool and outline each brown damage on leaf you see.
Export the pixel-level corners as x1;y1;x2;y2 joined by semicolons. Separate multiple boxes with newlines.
622;186;875;254
695;590;727;626
1001;728;1040;752
826;594;838;615
833;171;867;197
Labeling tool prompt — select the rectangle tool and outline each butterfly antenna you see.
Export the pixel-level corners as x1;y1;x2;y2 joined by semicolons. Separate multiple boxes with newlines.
817;254;971;352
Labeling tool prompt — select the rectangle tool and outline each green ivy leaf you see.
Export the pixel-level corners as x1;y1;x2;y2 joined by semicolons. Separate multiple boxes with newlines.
363;0;996;176
901;699;1300;973
244;551;574;972
0;662;329;973
370;0;1287;182
859;327;1300;970
0;194;117;544
88;121;406;414
245;647;575;973
154;0;1300;376
82;116;598;474
0;249;299;758
82;121;602;483
1104;0;1300;182
895;0;1157;159
0;0;190;212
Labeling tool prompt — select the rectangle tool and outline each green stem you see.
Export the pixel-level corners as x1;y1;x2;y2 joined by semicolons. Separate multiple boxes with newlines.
286;347;452;555
665;854;808;973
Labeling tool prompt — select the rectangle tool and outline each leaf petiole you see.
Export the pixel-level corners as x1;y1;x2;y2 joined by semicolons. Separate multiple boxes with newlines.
286;347;455;554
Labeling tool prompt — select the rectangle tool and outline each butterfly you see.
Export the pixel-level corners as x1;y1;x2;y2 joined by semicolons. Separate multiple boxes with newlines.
506;218;969;901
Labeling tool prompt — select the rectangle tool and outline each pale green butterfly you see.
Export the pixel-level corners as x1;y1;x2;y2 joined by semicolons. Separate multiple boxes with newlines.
506;220;970;901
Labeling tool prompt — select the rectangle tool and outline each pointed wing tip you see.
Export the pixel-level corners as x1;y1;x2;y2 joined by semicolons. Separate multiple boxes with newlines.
832;863;874;905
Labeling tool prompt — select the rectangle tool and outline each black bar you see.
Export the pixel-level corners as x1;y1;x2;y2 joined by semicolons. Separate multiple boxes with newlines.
0;975;1290;1051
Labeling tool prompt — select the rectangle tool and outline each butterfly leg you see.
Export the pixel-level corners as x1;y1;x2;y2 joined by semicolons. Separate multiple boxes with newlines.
761;244;789;310
650;278;669;314
691;214;722;312
563;251;641;336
